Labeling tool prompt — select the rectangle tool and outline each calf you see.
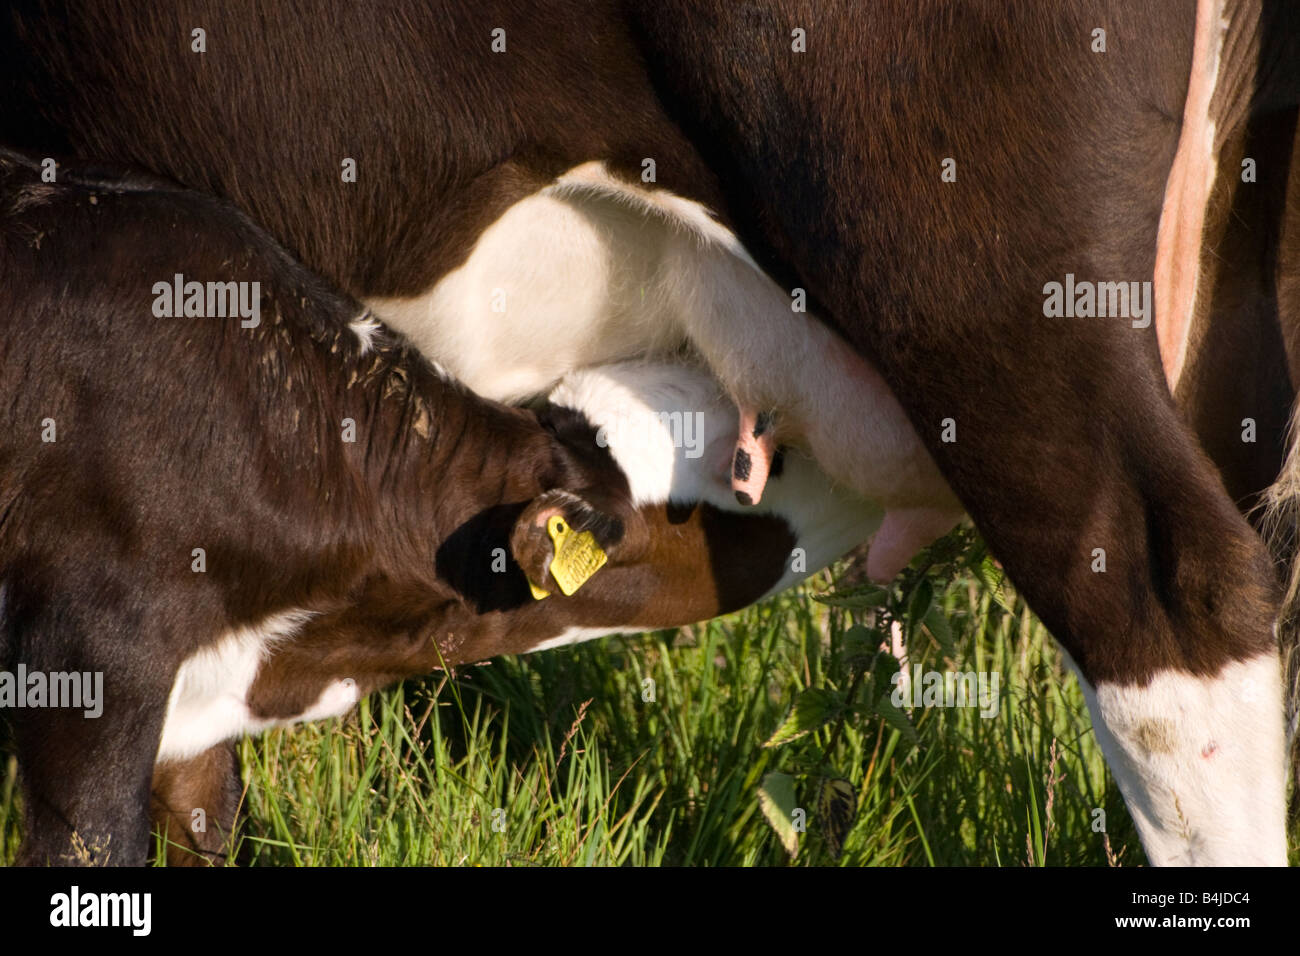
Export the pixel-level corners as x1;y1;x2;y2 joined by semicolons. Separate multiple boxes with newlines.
0;150;878;865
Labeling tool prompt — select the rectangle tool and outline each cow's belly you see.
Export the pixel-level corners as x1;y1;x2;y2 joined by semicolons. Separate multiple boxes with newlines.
367;163;964;580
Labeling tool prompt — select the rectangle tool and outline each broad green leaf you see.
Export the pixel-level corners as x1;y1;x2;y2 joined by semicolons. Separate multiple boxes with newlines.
842;624;878;665
764;688;842;748
923;604;957;660
978;556;1016;613
758;772;800;858
870;650;903;704
906;580;934;629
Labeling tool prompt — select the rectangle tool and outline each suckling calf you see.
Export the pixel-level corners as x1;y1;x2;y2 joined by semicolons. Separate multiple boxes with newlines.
0;150;877;865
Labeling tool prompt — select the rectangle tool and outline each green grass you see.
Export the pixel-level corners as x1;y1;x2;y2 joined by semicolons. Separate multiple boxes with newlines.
2;530;1297;865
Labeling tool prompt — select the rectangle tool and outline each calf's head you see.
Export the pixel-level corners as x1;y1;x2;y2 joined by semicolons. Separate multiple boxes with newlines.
431;360;885;663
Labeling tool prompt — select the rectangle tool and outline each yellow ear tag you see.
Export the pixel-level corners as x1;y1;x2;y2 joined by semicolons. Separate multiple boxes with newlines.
545;514;608;596
528;580;551;601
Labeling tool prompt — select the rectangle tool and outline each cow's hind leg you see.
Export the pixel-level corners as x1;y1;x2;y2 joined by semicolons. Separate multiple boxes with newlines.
150;741;242;866
894;318;1288;865
929;364;1288;864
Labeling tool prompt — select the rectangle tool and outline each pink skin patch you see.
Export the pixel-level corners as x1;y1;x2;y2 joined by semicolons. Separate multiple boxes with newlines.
532;505;564;529
732;406;780;505
866;506;962;583
1154;0;1222;391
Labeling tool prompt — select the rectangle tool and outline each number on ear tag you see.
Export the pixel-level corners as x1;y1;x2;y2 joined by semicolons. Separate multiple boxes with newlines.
545;514;608;596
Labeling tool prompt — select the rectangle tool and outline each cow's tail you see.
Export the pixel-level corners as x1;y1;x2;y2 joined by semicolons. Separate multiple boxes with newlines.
1258;419;1300;816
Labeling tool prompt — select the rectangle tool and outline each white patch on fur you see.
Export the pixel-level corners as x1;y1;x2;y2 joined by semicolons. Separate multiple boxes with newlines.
756;450;884;597
348;311;382;355
547;361;732;507
1065;652;1287;866
366;171;685;404
155;609;350;763
297;678;361;722
527;625;630;654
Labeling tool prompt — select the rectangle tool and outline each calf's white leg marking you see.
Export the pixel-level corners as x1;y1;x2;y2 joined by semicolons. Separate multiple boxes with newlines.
527;625;632;655
1066;652;1287;866
156;609;361;762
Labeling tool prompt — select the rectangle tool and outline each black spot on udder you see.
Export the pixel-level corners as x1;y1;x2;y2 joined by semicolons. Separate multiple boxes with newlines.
733;447;752;481
753;411;773;438
735;490;753;506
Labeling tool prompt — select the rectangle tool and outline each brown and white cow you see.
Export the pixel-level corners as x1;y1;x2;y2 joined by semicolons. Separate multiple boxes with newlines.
2;1;1298;865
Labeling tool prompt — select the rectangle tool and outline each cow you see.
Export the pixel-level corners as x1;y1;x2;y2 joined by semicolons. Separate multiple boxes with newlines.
0;148;879;865
2;0;1298;865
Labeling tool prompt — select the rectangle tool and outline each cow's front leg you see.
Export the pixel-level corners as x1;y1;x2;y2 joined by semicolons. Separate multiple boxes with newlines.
150;741;242;866
1068;652;1287;865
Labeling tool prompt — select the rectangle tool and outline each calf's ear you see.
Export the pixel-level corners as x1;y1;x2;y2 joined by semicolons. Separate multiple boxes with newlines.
510;489;631;597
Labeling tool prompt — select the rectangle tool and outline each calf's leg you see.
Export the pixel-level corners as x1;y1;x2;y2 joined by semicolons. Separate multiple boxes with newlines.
10;580;174;866
150;741;242;867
